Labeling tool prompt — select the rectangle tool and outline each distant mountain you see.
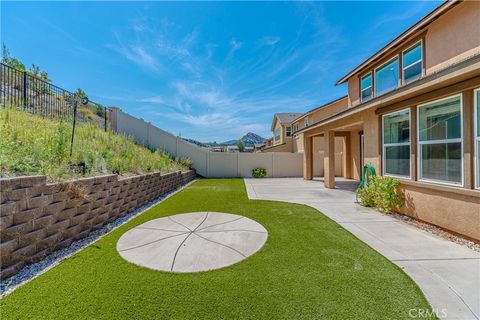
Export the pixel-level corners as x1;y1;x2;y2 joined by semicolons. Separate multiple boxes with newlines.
183;132;266;147
235;132;266;146
221;140;237;146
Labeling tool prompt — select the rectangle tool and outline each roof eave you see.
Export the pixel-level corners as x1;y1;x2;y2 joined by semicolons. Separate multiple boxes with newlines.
335;0;457;86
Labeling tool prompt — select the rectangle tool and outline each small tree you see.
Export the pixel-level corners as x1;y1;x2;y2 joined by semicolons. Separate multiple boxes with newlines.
75;88;88;100
2;44;26;71
28;64;51;82
236;139;245;152
2;44;51;82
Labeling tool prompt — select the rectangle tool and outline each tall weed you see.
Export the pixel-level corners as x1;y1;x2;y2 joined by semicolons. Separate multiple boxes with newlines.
0;108;188;180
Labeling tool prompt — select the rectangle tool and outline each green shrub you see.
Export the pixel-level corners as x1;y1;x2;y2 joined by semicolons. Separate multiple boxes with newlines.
176;157;193;169
357;176;405;213
78;107;96;120
252;168;267;178
0;107;188;180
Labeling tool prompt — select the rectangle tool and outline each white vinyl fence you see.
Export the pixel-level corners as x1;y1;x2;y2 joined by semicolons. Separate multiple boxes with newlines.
110;108;342;178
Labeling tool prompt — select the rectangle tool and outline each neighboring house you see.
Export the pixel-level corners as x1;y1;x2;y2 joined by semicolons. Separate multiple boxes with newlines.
264;138;273;149
291;96;349;153
227;145;239;152
254;143;265;152
209;146;228;152
296;0;479;241
262;98;349;176
263;113;303;152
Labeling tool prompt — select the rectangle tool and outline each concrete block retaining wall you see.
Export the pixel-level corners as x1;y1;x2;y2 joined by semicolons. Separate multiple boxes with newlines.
0;170;196;279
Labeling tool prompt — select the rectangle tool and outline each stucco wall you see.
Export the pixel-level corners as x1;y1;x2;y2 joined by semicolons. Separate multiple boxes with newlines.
425;1;480;74
292;97;349;130
263;138;293;153
348;76;360;107
309;98;349;123
293;133;303;152
350;130;362;180
362;109;381;173
398;184;480;241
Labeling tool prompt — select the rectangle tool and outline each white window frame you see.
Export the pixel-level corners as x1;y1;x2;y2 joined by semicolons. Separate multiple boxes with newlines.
402;40;423;85
304;118;309;127
360;72;373;102
417;94;464;187
474;88;480;189
374;56;400;97
286;126;292;137
382;108;411;179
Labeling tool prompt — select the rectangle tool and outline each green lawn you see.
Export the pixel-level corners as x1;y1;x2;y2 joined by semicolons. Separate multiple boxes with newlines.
0;179;435;319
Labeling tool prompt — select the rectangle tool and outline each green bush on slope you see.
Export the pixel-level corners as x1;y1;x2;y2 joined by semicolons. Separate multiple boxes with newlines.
0;108;187;180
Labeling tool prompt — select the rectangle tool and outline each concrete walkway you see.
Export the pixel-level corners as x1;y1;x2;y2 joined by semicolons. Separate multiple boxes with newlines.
245;178;480;320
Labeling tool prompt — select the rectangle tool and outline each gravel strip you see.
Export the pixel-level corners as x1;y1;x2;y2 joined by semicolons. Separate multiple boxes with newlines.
390;212;480;253
0;179;198;297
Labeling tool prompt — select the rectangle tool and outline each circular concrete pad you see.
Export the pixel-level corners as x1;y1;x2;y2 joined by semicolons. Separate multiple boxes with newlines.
117;212;268;272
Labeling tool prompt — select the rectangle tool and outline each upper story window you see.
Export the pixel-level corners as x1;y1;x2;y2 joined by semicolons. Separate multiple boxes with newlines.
293;124;299;132
375;57;399;96
402;41;423;84
383;109;410;178
418;94;463;185
304;118;309;127
361;73;372;102
286;126;292;137
273;128;281;142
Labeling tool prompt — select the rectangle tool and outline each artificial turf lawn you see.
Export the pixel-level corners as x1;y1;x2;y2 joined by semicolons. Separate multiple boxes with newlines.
0;179;436;319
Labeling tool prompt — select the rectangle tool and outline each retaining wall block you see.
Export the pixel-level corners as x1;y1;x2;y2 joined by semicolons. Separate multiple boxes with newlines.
0;170;196;279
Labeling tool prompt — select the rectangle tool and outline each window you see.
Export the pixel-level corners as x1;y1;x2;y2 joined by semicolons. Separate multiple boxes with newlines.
304;118;309;127
403;42;423;84
293;124;299;132
361;73;372;101
286;126;292;137
273;128;281;143
383;109;410;178
375;57;399;96
475;89;480;188
418;95;463;185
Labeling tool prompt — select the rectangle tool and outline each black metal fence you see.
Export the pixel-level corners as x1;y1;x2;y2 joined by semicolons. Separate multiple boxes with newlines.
0;62;108;130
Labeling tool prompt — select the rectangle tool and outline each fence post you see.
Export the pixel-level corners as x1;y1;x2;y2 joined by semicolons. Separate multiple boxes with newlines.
70;98;77;157
104;106;107;132
23;71;27;110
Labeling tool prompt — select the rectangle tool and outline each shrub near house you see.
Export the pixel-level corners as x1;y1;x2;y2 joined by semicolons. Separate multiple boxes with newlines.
357;176;405;213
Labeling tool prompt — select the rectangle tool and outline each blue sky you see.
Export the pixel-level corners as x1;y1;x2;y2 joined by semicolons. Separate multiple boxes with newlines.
2;1;441;142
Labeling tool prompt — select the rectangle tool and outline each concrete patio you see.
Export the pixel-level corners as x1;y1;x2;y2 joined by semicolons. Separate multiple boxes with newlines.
245;177;480;320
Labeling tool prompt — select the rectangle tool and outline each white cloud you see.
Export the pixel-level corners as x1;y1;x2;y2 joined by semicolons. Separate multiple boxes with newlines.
227;37;243;59
107;32;158;71
138;96;165;104
259;36;280;46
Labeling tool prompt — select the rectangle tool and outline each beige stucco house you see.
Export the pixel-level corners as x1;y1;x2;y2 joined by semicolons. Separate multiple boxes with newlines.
263;113;303;152
265;0;480;241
